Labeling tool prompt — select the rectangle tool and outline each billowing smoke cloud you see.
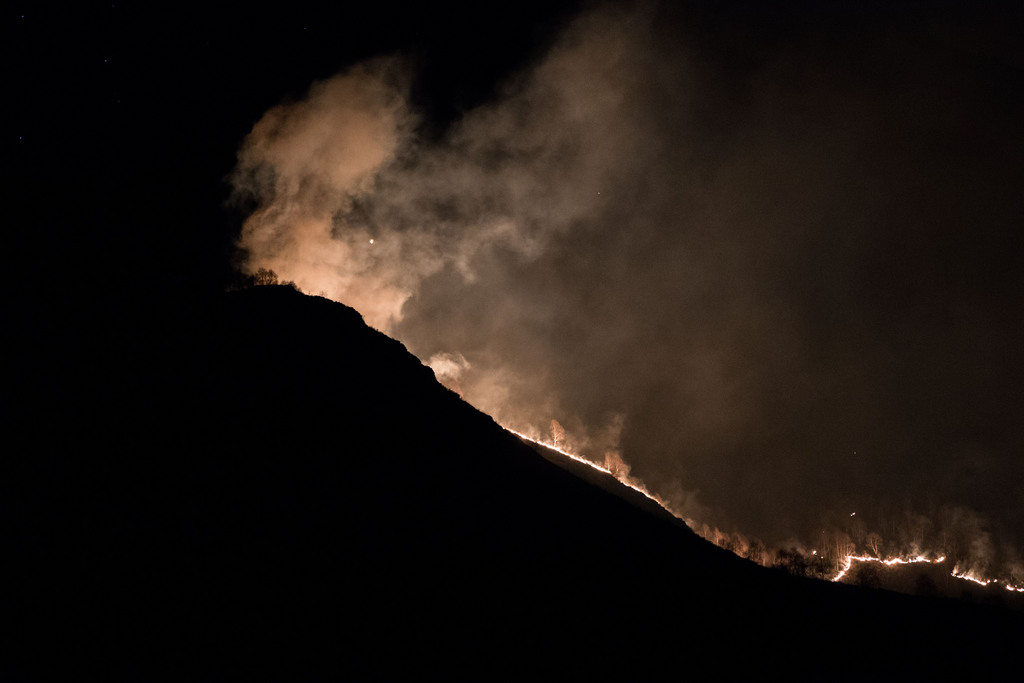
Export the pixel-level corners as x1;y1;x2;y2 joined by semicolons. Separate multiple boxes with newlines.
231;58;419;328
232;3;1023;576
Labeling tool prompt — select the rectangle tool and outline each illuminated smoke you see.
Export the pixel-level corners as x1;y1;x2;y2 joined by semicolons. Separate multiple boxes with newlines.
426;352;471;396
231;58;419;330
230;3;1023;583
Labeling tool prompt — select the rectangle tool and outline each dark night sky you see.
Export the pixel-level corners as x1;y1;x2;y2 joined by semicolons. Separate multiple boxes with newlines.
5;0;582;296
10;1;1024;577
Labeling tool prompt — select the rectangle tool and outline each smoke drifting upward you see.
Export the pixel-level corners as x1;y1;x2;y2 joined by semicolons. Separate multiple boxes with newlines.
232;3;1024;575
231;58;419;327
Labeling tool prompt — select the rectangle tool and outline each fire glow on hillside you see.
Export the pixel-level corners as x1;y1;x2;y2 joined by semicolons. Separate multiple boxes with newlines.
507;427;679;520
510;423;1024;596
833;554;945;583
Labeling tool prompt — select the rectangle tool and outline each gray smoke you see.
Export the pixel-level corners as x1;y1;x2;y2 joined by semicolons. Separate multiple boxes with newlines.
231;2;1023;575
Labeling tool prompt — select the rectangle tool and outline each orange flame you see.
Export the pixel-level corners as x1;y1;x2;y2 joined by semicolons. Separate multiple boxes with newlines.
836;554;1024;593
507;428;680;520
834;554;945;583
504;424;1024;595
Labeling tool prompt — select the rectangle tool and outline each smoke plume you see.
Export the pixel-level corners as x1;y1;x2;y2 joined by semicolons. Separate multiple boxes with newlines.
231;3;1024;576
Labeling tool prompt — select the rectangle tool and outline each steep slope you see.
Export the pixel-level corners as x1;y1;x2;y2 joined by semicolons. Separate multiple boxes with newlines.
9;286;1023;680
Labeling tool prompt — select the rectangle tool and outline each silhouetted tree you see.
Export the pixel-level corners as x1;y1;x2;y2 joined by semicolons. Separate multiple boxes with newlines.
251;267;280;286
775;548;809;577
746;539;769;566
807;554;832;580
227;267;298;291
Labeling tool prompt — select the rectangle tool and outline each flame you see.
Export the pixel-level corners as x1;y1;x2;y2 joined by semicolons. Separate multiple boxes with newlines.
947;565;1023;591
951;569;992;587
504;424;1024;596
506;428;681;520
834;554;945;583
836;554;1024;593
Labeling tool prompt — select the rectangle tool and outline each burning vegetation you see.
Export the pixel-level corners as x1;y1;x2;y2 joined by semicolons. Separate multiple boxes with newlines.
508;417;1024;606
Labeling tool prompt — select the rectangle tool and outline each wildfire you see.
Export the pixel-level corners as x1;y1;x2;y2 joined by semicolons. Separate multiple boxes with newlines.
835;555;1024;593
948;566;1023;591
506;428;680;520
952;569;992;588
833;554;945;583
504;424;1024;596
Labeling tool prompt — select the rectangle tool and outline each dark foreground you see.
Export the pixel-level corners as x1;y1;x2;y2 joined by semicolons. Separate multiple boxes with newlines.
8;286;1022;679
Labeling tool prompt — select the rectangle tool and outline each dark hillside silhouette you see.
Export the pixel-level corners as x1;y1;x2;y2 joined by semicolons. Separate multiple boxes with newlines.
8;286;1023;679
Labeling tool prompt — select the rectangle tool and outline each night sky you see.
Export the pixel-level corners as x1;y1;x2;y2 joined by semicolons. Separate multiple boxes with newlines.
11;2;1024;579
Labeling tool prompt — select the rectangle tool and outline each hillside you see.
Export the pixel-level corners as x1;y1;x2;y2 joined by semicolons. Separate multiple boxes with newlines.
8;286;1023;680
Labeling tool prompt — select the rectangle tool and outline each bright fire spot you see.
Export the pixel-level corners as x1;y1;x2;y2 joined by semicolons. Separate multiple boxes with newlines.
369;238;374;244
